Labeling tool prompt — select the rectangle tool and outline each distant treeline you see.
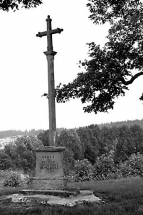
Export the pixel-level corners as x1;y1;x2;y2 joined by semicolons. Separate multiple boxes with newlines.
99;119;143;129
0;129;45;139
0;119;143;139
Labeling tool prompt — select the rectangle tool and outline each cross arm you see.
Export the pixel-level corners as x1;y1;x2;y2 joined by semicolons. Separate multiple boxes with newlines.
36;31;47;37
36;28;63;38
52;28;63;34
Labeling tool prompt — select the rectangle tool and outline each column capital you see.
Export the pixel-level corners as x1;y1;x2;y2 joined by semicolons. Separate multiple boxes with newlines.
44;51;57;56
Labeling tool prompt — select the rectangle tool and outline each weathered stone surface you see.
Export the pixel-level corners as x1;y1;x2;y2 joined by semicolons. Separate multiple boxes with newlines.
31;178;66;190
31;146;66;190
35;148;65;178
11;190;101;206
19;189;80;197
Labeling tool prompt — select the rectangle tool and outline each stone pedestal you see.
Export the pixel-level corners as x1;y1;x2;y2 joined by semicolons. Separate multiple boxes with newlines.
32;146;66;190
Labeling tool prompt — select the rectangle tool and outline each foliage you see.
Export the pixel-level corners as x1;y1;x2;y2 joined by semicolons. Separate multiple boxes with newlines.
93;153;117;180
0;0;42;11
55;0;143;114
3;135;43;172
119;152;143;178
0;151;11;170
118;161;132;178
87;0;142;24
130;125;143;153
14;136;43;172
37;128;65;147
114;125;143;164
63;148;74;176
3;170;30;187
37;130;50;146
76;125;101;164
56;129;84;160
74;159;93;182
3;172;20;187
92;151;143;181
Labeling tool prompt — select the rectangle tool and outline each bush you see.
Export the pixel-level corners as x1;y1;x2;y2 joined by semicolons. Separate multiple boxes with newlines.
118;153;143;178
74;159;93;182
92;152;143;181
117;162;132;178
4;136;44;173
63;148;75;176
0;151;12;170
3;170;30;187
93;154;117;180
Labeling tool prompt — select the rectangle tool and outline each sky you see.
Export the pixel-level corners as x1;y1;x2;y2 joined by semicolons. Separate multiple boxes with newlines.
0;0;142;131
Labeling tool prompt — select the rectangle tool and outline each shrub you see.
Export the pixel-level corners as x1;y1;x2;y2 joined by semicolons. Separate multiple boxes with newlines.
3;171;21;187
93;154;117;180
74;159;93;182
3;170;30;187
0;151;12;170
4;136;44;173
117;162;132;178
63;149;75;176
128;153;143;177
118;153;143;178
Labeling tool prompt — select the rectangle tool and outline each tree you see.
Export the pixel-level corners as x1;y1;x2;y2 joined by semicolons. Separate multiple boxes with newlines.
0;151;11;169
14;135;43;172
55;0;143;113
37;130;50;146
4;135;43;172
113;125;136;163
63;148;74;176
56;129;84;160
76;126;100;163
0;0;42;11
130;125;143;153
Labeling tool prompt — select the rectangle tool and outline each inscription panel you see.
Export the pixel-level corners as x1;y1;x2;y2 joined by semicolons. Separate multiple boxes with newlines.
40;155;58;172
36;151;64;178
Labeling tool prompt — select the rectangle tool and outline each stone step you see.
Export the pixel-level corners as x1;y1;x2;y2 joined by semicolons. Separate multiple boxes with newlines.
19;189;80;198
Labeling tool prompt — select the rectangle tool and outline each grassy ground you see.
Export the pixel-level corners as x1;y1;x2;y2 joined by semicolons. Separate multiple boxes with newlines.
0;177;143;214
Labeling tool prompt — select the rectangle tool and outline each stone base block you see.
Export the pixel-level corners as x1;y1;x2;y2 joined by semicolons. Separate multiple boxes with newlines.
31;178;67;190
19;189;80;197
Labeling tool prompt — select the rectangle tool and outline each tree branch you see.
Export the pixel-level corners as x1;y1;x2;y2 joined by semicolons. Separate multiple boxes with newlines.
119;72;143;85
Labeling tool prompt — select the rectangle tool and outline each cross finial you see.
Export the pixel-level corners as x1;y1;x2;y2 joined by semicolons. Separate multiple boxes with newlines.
47;15;51;19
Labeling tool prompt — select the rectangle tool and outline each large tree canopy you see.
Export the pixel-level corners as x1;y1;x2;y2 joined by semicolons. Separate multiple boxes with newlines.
54;0;143;113
0;0;42;11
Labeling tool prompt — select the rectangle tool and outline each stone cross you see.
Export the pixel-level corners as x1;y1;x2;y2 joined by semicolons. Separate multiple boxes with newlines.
36;15;63;147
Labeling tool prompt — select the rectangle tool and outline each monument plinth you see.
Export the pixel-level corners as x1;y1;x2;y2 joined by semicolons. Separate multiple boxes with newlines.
32;146;66;190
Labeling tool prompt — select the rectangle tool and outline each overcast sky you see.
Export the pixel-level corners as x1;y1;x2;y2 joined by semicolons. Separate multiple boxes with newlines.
0;0;142;131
